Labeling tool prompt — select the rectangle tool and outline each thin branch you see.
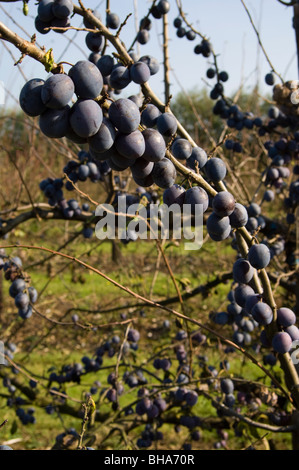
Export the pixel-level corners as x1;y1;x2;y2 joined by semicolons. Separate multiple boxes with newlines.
240;0;284;82
162;11;171;104
0;20;61;72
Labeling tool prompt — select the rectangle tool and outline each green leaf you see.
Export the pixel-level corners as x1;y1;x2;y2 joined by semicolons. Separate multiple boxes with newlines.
88;397;96;415
44;49;55;72
139;196;149;207
23;1;29;16
248;425;260;440
177;277;191;289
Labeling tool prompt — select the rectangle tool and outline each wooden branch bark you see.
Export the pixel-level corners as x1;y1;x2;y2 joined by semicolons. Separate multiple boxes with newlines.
0;20;61;73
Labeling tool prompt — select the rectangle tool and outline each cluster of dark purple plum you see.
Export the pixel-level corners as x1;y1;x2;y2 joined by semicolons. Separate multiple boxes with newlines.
0;250;38;320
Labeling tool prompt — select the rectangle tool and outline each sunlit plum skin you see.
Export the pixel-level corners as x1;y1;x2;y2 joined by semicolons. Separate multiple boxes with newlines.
156;112;178;136
151;158;177;189
38;0;55;22
220;378;234;394
88;117;116;153
52;0;73;19
171;138;192;161
157;0;170;15
39;106;71;138
233;258;255;284
139;55;160;75
142;128;166;162
251;302;273;326
108;99;140;134
244;293;261;314
106;146;137;170
234;284;255;308
204;157;227;182
187;147;207;171
163;184;186;207
277;307;296;327
106;12;120;30
34;16;52;35
85;31;104;53
41;74;74;109
272;332;292;354
131;158;154;180
141;104;161;128
285;325;299;341
184;186;209;214
137;30;149;45
50;16;71;33
229;203;248;228
206;212;231;241
127;328;140;342
130;62;151;84
69;100;103;138
184;390;198;407
212;191;236;217
247;203;261;218
109;66;131;90
68;61;103;100
15;292;29;310
115;130;145;160
19;79;46;117
97;55;115;77
248;244;271;270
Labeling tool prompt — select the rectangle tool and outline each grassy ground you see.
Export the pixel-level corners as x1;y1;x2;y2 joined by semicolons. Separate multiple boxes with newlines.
0;230;294;450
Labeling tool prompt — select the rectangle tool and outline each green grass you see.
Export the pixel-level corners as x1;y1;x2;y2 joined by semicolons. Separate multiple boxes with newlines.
0;223;294;451
0;321;292;451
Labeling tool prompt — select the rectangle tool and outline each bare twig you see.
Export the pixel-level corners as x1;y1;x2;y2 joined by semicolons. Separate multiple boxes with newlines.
240;0;284;82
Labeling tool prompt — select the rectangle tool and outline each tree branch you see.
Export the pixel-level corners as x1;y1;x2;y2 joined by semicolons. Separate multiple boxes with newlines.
0;20;61;73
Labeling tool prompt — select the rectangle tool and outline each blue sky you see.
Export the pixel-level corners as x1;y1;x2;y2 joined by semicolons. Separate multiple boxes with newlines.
0;0;297;110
